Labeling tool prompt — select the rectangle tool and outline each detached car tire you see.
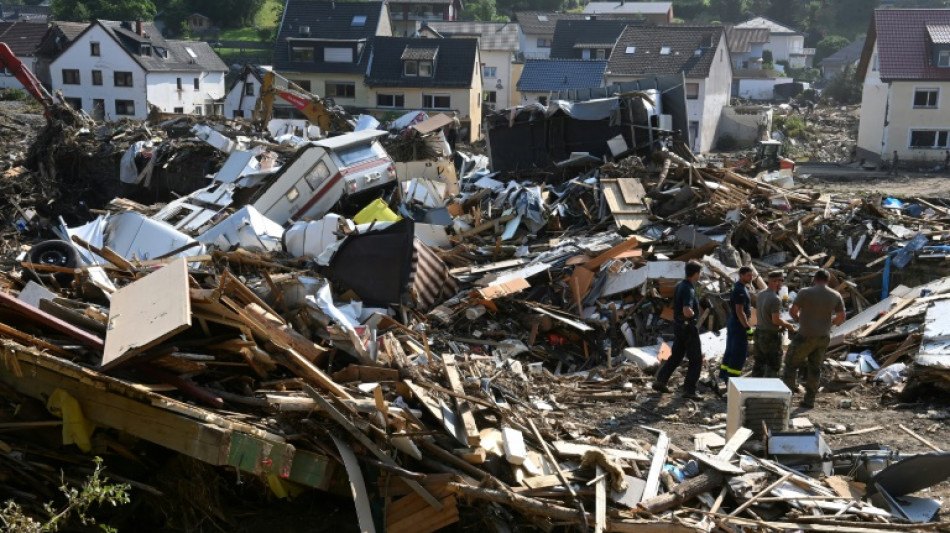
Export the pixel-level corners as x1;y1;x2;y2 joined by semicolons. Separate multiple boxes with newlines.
28;240;80;269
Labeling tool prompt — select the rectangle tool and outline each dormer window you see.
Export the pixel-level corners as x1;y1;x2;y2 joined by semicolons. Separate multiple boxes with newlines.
140;44;152;56
401;46;438;77
940;50;950;68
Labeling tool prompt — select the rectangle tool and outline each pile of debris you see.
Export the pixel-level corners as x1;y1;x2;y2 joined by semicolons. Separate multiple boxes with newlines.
0;101;947;531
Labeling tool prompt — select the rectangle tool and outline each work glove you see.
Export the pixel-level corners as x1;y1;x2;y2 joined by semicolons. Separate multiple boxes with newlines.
746;328;754;340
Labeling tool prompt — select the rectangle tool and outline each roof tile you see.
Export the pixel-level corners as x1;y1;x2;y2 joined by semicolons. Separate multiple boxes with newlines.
607;25;725;79
516;58;607;91
365;36;477;88
873;9;950;81
425;21;518;51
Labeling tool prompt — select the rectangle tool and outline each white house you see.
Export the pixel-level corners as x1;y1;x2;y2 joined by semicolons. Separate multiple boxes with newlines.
424;21;519;111
0;21;48;91
581;2;673;24
50;20;228;121
223;64;265;119
734;16;814;68
605;25;733;153
857;9;950;164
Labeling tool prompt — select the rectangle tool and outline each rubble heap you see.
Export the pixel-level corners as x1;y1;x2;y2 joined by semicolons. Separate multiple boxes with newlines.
0;105;947;531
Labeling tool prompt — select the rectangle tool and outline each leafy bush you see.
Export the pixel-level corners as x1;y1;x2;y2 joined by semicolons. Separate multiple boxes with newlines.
823;65;862;105
774;114;812;140
0;88;26;101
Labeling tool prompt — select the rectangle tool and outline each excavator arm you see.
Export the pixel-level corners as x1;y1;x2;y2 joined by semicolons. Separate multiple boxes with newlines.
0;43;55;112
252;70;353;134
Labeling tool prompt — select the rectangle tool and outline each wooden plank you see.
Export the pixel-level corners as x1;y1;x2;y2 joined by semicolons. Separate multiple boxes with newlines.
441;353;479;446
0;291;104;350
244;303;328;363
406;381;467;446
642;430;669;501
552;441;648;462
688;451;744;474
855;298;914;339
595;465;607;533
616;177;647;205
717;427;753;460
330;434;377;533
101;257;191;369
304;385;443;510
387;494;458;533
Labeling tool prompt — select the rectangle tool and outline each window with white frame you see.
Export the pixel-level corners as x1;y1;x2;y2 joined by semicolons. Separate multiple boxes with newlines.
377;93;405;108
939;50;950;67
537;38;551;48
482;66;497;78
909;129;950;149
914;88;939;108
422;94;451;109
419;61;433;77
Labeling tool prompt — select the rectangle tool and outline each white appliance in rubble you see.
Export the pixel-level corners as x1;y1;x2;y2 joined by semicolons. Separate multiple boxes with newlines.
726;378;792;439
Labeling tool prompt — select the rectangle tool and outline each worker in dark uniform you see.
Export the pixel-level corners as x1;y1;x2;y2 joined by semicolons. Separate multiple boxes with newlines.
751;271;795;378
653;261;704;400
719;266;755;382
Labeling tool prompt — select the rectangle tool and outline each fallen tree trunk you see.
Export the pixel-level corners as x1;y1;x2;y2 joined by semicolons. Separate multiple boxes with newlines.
637;470;725;514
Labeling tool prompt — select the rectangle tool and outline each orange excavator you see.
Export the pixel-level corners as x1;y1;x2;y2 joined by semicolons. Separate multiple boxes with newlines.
0;42;56;113
252;68;353;134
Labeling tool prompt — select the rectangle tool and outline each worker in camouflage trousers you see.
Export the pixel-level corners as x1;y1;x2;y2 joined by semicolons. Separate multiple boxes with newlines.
782;269;846;408
751;271;795;378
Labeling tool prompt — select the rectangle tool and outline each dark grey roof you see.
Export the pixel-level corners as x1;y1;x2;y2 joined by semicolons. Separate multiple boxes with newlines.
273;0;385;74
365;36;477;88
0;3;49;21
516;59;606;91
607;25;726;79
514;12;586;37
820;37;866;67
425;21;519;51
91;20;227;72
551;19;636;59
0;21;48;56
54;21;89;41
725;26;769;54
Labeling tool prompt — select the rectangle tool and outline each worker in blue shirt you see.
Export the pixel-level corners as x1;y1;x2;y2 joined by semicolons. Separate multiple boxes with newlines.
653;261;705;400
719;266;756;382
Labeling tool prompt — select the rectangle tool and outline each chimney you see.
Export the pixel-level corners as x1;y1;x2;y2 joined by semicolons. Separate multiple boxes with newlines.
620;0;624;5
135;20;144;36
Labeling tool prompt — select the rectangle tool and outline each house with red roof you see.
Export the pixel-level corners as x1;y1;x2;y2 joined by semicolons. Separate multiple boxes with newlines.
857;9;950;164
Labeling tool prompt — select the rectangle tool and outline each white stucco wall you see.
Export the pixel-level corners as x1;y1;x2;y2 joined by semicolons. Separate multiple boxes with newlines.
0;56;39;90
857;42;889;161
519;31;551;59
51;25;147;120
223;73;262;118
694;36;733;153
737;77;793;100
481;49;513;110
51;24;226;120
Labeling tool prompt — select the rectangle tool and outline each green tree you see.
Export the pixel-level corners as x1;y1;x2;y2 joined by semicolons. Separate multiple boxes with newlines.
464;0;506;21
815;35;850;63
823;64;861;104
710;0;748;22
52;0;156;21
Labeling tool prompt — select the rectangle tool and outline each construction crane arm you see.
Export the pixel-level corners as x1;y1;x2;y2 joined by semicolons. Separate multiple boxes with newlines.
252;70;353;134
0;43;55;112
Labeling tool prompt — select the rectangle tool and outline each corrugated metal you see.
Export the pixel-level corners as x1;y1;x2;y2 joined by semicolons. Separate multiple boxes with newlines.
410;239;458;310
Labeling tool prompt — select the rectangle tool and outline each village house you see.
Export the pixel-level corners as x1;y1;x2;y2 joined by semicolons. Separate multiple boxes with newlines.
0;3;49;22
49;20;227;120
389;0;462;37
605;25;732;153
733;16;814;69
424;21;520;111
514;12;586;60
0;21;48;91
820;36;865;80
516;58;606;104
34;21;89;88
549;19;638;61
223;64;266;119
581;1;673;24
857;9;950;164
364;36;482;142
272;0;391;110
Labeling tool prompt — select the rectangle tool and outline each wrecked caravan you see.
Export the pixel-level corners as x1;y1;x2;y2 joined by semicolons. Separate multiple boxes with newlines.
249;130;395;225
154;129;395;233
